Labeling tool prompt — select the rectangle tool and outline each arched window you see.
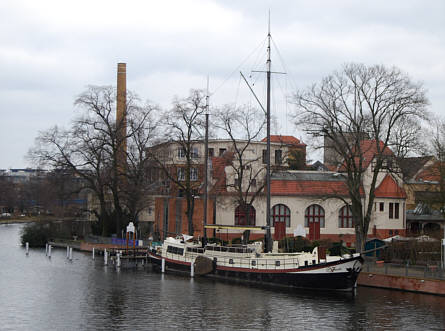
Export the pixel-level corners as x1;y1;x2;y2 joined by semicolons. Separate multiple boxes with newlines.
235;204;256;226
304;204;325;228
272;204;291;227
338;205;353;228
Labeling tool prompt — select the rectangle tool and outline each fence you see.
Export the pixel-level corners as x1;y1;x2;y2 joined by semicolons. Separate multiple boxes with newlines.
364;261;445;280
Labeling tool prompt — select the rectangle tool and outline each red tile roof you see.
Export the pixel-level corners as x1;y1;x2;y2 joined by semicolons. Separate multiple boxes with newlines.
270;179;361;197
360;140;394;169
336;140;394;171
415;161;442;182
374;175;406;198
261;135;305;146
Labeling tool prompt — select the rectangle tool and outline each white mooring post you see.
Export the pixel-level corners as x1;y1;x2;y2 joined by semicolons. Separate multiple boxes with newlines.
48;245;52;258
104;249;108;266
116;252;121;268
66;246;69;259
69;247;73;261
161;258;165;273
191;262;194;278
25;242;29;255
92;247;95;260
45;243;48;256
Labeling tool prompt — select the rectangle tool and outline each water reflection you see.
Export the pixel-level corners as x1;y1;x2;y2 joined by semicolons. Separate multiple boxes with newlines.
1;224;444;331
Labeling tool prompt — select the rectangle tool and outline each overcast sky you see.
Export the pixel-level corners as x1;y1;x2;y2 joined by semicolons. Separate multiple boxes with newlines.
1;0;444;168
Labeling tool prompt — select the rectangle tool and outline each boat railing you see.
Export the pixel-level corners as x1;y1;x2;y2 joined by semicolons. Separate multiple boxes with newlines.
214;256;318;270
164;251;189;263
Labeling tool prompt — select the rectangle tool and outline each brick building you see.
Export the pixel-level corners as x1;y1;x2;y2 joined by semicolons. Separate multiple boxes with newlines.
153;136;408;246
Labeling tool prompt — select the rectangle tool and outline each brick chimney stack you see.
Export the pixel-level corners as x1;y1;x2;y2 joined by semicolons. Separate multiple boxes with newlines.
117;63;127;172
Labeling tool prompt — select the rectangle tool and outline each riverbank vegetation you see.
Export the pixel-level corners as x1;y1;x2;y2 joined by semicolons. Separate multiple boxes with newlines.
20;222;53;247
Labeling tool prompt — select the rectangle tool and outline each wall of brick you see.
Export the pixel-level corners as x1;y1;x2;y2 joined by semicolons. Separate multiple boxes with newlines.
154;196;214;240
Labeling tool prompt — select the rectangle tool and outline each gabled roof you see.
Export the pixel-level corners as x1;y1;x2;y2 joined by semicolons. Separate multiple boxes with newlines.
398;156;434;180
359;140;394;170
336;140;394;171
414;160;443;182
261;135;306;146
374;175;406;198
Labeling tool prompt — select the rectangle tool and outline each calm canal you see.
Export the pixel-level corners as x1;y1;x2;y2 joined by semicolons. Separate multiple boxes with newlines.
1;223;444;330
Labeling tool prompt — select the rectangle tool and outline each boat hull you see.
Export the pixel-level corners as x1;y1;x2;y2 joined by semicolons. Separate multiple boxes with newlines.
148;251;363;291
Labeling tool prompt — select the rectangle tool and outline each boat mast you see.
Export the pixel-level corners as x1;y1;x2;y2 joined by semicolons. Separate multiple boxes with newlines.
265;14;272;253
203;76;209;247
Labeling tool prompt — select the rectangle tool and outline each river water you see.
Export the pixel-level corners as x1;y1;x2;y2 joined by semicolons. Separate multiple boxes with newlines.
1;224;444;331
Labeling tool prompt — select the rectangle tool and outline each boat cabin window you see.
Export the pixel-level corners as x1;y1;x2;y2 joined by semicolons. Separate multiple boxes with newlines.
304;261;308;266
251;260;256;266
275;261;280;267
167;245;184;255
229;259;234;264
312;260;316;265
186;247;204;254
204;245;254;254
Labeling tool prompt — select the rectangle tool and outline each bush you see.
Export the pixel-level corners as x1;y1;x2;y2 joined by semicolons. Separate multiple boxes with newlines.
20;222;52;247
279;236;313;252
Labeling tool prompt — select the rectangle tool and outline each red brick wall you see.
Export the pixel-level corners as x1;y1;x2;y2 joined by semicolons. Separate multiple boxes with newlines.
154;197;214;239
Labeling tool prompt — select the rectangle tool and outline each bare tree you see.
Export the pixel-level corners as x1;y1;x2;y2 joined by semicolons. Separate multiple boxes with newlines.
214;104;266;230
122;103;159;225
29;85;157;235
148;90;206;236
390;116;423;158
293;63;428;252
428;118;445;211
0;174;17;214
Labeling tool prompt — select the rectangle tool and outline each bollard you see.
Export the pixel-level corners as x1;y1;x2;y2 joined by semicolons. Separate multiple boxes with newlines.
67;246;70;259
46;243;48;256
191;262;194;278
161;258;165;273
117;252;121;268
48;245;52;258
104;249;108;266
92;247;95;260
69;247;73;261
25;242;29;255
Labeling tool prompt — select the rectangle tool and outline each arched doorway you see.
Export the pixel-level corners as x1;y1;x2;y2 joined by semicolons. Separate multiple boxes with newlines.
305;204;325;240
272;204;290;241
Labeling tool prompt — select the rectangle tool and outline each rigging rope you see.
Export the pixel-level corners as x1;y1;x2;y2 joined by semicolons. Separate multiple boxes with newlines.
211;37;267;97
